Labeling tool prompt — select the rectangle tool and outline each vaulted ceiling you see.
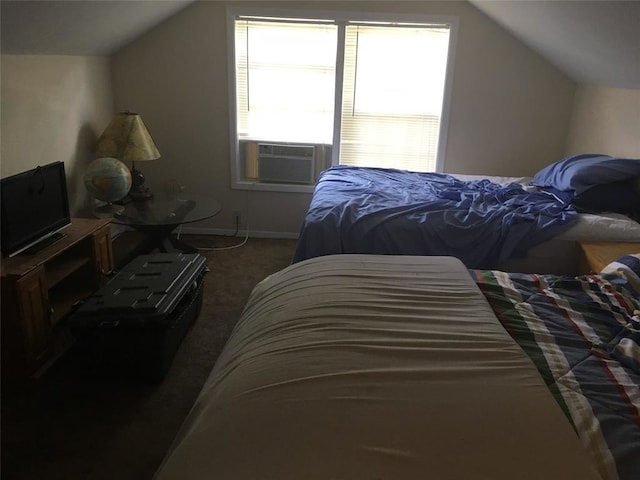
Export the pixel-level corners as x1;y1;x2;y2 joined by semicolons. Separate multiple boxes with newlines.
1;0;195;56
2;0;639;89
468;0;640;89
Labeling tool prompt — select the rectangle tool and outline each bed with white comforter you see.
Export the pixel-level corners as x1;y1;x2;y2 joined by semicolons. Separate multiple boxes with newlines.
154;255;640;480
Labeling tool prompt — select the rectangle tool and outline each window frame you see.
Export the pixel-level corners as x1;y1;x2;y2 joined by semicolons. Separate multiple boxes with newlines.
227;7;459;193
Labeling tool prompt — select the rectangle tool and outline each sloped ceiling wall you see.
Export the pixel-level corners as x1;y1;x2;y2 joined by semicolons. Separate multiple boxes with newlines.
468;0;640;89
2;1;638;89
0;0;194;55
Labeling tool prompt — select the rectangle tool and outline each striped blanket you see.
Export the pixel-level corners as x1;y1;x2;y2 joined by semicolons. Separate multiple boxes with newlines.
473;264;640;480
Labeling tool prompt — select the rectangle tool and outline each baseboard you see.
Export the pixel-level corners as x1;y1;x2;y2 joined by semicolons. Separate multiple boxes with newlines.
175;226;299;240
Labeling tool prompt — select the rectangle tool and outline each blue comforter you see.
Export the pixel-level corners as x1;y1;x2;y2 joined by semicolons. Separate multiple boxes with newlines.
293;166;578;267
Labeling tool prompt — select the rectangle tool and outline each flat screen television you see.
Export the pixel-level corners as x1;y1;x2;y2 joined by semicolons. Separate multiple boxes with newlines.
1;161;72;257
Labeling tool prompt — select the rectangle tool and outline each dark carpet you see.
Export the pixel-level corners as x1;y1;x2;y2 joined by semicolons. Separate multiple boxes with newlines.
1;235;298;480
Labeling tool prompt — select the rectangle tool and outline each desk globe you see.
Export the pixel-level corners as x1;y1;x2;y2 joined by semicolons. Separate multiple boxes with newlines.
84;157;132;216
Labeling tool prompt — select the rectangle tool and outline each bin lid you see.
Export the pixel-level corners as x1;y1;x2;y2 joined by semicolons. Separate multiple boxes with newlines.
72;252;206;326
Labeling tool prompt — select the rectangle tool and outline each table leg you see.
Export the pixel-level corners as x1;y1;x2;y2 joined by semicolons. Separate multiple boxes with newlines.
135;225;197;253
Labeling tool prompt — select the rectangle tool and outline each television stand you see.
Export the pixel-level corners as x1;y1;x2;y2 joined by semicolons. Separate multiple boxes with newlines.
1;218;114;381
22;231;67;255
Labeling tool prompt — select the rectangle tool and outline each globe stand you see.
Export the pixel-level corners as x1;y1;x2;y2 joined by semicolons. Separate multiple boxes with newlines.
93;202;125;219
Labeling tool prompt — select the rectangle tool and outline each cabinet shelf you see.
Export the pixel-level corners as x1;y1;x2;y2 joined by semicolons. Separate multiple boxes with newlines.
49;267;95;325
46;255;91;289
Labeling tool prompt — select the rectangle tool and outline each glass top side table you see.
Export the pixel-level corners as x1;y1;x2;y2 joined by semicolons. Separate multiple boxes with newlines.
111;193;222;252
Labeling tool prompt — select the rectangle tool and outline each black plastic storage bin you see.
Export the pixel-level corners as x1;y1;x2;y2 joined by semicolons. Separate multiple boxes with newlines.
69;252;207;382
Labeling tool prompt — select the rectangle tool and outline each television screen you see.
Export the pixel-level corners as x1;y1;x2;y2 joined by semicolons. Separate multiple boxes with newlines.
1;161;71;257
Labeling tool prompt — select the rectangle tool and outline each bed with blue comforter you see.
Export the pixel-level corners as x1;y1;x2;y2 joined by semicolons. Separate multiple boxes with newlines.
293;156;640;269
293;165;577;266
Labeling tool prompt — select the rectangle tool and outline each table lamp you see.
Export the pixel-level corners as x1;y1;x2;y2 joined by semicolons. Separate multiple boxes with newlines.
95;111;160;201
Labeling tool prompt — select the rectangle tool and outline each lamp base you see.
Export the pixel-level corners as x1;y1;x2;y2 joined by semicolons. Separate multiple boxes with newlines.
129;186;153;201
130;162;153;201
114;195;133;206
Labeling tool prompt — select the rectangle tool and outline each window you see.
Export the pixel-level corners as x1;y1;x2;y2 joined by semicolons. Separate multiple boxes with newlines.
340;24;450;172
228;9;458;192
235;20;337;145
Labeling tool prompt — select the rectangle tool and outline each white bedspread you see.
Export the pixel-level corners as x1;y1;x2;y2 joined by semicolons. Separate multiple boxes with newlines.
155;255;602;480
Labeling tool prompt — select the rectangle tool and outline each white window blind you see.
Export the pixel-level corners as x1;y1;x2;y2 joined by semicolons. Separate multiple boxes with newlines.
235;19;337;145
229;10;457;191
339;24;451;172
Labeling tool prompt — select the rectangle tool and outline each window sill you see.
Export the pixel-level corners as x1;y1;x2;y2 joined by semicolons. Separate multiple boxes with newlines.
232;180;315;194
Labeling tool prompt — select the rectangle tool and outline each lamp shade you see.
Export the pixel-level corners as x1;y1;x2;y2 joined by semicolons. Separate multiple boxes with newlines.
95;112;160;162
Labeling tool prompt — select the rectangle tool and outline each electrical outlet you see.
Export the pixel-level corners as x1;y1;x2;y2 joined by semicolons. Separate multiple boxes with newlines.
232;210;241;225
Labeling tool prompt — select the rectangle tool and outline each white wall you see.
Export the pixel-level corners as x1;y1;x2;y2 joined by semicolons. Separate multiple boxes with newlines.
1;55;114;216
111;0;576;237
565;85;640;158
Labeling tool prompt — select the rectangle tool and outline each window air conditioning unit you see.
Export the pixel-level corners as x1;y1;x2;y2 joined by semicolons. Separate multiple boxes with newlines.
257;143;315;184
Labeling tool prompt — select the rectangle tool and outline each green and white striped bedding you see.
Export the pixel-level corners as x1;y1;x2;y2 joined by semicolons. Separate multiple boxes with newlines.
473;260;640;480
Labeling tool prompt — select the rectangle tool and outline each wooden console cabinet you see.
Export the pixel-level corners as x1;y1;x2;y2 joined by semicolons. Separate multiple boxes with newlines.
1;218;114;379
